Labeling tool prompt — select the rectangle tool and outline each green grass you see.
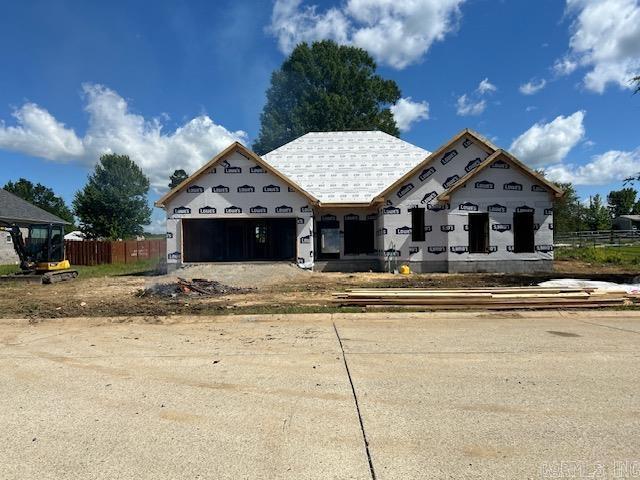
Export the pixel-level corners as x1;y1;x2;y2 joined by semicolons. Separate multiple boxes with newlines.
555;244;640;266
0;264;20;275
0;259;162;279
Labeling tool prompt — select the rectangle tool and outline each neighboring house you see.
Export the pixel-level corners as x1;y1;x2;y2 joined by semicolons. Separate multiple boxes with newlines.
612;215;640;230
0;189;69;264
64;230;86;241
155;129;563;273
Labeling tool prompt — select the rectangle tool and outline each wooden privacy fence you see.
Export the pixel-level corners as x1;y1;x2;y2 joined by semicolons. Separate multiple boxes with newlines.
65;239;166;266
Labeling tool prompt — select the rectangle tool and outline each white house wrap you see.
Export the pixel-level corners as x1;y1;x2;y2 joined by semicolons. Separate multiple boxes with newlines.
156;129;563;273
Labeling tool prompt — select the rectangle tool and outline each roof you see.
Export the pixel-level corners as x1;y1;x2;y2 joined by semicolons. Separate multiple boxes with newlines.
0;189;69;226
616;215;640;221
262;131;430;204
437;149;564;202
155;142;319;208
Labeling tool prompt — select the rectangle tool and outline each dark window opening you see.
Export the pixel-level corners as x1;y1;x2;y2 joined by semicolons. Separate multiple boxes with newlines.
344;220;375;255
411;207;426;241
317;220;340;259
468;213;489;253
513;212;535;252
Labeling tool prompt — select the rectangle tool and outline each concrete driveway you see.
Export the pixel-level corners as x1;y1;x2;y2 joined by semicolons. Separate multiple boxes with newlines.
1;311;639;479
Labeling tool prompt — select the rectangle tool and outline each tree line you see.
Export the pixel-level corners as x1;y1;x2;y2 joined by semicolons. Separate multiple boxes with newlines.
554;183;640;232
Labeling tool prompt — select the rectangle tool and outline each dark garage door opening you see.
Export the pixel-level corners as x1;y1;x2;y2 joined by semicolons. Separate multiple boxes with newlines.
183;218;297;262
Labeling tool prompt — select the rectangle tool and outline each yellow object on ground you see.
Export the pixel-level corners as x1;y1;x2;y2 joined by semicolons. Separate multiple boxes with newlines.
399;264;411;275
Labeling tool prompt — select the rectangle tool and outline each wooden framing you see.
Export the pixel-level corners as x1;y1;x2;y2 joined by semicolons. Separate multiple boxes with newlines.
436;149;564;202
155;142;320;208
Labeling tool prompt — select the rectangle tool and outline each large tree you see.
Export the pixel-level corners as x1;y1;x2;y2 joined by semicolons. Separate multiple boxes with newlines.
607;187;637;218
553;182;586;233
252;40;401;154
585;194;612;231
3;178;75;232
73;154;151;240
169;169;189;189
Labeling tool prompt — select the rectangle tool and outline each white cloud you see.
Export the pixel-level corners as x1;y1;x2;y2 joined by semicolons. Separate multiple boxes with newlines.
553;56;578;76
545;148;640;185
477;78;497;94
519;78;547;95
455;78;496;116
525;106;538;112
559;0;640;92
0;84;247;190
268;0;465;69
0;103;85;161
510;111;586;167
456;94;485;116
390;97;430;131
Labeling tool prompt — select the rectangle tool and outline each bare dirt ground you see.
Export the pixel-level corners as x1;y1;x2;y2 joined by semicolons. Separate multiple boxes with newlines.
0;260;638;319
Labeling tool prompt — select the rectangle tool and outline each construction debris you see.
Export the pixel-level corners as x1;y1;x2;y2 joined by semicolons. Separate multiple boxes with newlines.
333;286;640;309
139;278;250;298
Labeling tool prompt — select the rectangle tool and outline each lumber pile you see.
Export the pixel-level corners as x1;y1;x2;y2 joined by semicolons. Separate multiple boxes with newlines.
333;286;639;309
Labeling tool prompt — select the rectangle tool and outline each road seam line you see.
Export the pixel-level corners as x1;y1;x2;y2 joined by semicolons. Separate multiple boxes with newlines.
574;319;640;335
333;322;377;480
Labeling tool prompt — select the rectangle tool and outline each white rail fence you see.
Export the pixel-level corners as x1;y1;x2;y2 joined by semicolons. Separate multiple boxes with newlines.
555;229;640;248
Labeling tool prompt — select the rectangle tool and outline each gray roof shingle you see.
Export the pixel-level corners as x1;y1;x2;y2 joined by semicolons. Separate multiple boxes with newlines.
0;189;69;225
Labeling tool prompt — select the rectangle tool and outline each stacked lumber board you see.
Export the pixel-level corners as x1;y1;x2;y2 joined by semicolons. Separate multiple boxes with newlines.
333;286;637;309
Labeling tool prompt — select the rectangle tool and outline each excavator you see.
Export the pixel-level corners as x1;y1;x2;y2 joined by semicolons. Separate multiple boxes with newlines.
1;221;78;283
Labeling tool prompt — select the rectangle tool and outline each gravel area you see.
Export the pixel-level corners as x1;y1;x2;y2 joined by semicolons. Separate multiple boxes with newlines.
151;262;313;288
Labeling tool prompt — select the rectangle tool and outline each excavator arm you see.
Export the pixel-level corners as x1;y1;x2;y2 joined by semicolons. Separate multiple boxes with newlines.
0;221;31;270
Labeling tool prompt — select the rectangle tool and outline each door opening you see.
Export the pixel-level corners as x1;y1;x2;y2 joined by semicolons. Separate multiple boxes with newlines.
468;213;489;253
513;212;535;252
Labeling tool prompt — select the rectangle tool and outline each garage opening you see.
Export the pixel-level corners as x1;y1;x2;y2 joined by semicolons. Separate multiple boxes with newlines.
182;218;296;262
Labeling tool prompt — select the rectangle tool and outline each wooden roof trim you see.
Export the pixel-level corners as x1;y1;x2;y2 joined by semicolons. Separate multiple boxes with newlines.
155;142;319;207
437;149;564;202
375;128;498;201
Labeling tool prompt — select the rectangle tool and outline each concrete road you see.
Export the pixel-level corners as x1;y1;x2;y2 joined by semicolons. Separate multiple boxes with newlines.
0;311;639;479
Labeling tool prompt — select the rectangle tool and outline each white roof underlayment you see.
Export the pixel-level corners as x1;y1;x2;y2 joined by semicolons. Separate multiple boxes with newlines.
262;131;430;203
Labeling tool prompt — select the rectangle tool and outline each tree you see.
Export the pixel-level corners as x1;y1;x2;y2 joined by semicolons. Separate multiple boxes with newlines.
252;40;401;154
169;169;189;189
607;187;637;218
3;178;75;232
73;154;151;240
585;194;612;231
633;75;640;94
553;182;587;233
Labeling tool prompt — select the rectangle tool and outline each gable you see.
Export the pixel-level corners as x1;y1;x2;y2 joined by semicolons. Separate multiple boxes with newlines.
380;133;494;211
161;149;314;217
374;129;498;203
155;143;318;208
437;150;563;202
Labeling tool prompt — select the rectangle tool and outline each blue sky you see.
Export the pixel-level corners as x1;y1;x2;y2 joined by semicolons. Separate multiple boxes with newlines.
1;0;639;231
